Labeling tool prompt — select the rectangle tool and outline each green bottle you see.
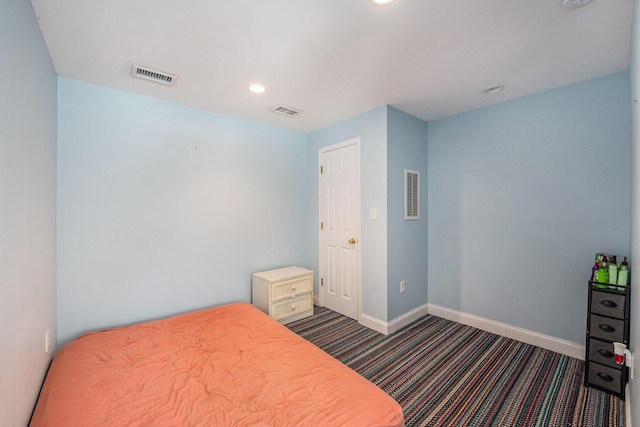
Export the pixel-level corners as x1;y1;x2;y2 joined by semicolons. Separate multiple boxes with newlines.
608;257;618;286
596;259;610;285
617;257;629;289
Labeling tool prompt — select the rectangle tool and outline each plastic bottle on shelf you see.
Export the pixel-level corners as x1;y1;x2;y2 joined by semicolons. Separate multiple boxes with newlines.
596;259;610;287
617;257;629;290
608;257;618;287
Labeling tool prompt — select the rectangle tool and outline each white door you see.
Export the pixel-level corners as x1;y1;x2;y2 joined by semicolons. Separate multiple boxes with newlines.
319;138;360;320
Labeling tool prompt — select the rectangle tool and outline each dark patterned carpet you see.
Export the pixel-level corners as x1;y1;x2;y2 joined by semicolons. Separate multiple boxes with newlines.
287;307;624;426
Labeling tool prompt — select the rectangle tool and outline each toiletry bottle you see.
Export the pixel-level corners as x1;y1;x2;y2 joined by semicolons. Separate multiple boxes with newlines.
617;257;629;289
596;259;610;285
608;257;618;286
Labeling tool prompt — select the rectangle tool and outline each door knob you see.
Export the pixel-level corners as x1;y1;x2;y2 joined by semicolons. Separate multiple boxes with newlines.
348;238;357;244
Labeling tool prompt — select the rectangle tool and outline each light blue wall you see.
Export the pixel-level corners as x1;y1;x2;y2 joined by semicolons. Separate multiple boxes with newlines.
628;0;639;423
387;107;428;320
57;78;309;345
307;106;389;320
428;72;630;344
0;0;57;425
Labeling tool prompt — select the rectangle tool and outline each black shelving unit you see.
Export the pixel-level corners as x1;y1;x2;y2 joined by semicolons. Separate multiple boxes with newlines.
584;280;631;399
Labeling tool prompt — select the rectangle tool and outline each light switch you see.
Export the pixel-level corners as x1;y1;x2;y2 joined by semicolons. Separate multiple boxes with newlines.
370;207;377;220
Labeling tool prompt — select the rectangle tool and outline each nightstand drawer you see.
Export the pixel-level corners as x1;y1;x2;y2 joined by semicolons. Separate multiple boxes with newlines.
589;314;624;343
590;291;626;319
588;338;620;369
271;276;312;302
587;362;624;395
271;294;313;321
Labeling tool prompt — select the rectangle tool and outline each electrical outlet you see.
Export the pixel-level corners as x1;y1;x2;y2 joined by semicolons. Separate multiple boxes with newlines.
400;280;406;293
45;330;50;353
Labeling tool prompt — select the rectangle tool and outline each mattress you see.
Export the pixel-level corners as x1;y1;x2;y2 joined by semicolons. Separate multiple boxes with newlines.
30;302;404;426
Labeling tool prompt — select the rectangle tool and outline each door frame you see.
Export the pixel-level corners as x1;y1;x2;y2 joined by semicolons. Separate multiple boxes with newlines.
318;137;362;321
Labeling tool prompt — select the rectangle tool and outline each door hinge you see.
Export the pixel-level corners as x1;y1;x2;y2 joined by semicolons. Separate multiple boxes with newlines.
320;165;323;174
321;278;324;287
320;222;324;230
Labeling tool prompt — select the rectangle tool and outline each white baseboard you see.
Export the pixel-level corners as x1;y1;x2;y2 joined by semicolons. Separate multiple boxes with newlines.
387;304;431;334
328;302;584;361
427;304;585;360
359;313;389;335
359;303;430;335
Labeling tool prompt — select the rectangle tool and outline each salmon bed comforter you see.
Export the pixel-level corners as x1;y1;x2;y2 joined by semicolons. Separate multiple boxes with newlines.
30;302;404;426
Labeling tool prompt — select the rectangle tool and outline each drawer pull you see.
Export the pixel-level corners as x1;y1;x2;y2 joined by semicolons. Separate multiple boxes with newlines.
292;285;296;291
600;300;618;308
597;349;614;358
597;372;614;382
291;304;296;311
598;324;615;333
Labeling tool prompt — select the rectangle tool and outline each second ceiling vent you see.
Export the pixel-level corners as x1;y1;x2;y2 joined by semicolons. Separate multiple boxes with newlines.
131;64;177;86
269;104;303;118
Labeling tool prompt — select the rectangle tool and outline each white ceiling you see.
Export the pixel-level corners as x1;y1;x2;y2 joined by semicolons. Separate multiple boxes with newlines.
31;0;632;133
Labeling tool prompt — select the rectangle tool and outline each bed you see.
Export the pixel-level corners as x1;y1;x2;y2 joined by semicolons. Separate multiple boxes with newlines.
30;302;404;426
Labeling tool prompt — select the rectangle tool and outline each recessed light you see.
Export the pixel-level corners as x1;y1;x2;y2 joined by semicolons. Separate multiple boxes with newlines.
369;0;397;6
561;0;593;10
249;84;266;94
482;85;504;95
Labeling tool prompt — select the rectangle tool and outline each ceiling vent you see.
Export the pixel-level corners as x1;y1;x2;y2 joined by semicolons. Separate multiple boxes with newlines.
131;64;177;86
269;104;303;118
561;0;592;9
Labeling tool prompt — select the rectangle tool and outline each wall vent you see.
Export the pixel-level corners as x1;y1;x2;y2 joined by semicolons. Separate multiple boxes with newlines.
404;169;420;220
269;104;303;118
131;64;177;86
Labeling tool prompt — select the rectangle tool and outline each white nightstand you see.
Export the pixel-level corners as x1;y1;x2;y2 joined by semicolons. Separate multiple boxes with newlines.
251;266;314;325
